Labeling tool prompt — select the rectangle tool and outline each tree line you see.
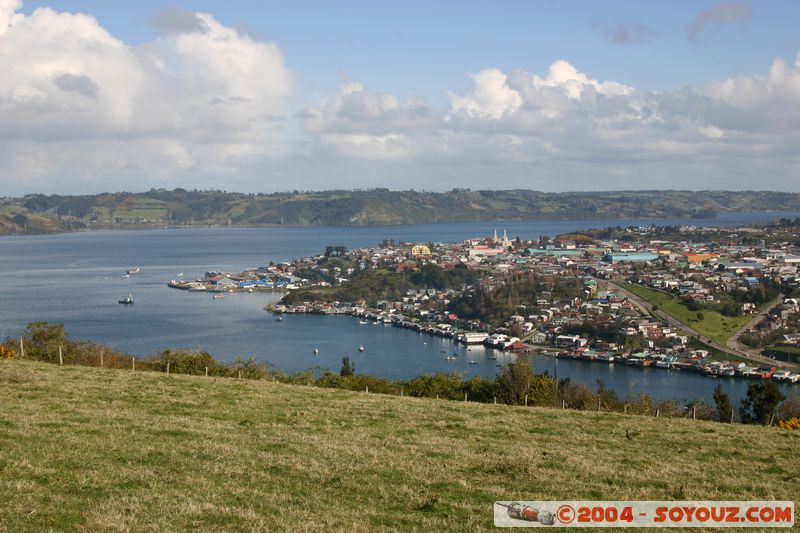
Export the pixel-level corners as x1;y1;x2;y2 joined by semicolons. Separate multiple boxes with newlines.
3;321;797;428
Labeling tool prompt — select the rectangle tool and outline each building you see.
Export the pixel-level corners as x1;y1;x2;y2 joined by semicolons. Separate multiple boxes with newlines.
411;244;431;257
603;252;659;263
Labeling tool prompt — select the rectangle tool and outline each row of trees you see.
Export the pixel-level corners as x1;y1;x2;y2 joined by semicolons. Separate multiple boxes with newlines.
4;321;797;427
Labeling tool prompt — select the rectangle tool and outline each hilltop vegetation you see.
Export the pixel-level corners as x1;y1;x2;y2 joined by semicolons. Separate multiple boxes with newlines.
1;358;799;531
2;188;800;234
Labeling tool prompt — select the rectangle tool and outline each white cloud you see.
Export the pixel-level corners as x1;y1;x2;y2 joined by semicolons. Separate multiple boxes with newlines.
0;1;293;192
448;68;522;118
299;57;800;191
1;1;799;194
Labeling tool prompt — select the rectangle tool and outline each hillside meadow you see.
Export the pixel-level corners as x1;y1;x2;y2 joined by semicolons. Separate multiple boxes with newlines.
0;359;798;531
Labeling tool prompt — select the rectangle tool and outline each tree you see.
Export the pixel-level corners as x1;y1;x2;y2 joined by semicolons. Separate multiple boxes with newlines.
340;356;354;377
496;358;536;405
739;380;785;425
696;312;704;321
24;321;68;361
713;384;733;422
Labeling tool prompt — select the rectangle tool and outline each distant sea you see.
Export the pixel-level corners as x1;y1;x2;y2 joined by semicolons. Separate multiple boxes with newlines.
2;210;799;403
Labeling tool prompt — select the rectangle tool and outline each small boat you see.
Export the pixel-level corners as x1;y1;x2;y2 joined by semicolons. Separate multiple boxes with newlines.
445;356;456;361
212;294;224;299
359;320;369;325
118;293;134;305
177;272;183;277
275;315;283;321
359;345;365;352
313;347;320;356
127;267;140;275
469;360;478;365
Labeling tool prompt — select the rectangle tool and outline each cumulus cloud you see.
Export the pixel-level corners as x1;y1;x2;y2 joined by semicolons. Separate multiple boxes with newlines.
52;73;99;99
1;1;799;193
149;7;209;35
0;1;293;192
298;56;800;191
686;2;750;42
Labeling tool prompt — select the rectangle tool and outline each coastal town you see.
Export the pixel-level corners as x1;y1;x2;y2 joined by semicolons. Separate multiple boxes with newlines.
167;219;800;385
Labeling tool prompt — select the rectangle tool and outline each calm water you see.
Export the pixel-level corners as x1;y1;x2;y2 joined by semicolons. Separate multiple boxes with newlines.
2;212;799;404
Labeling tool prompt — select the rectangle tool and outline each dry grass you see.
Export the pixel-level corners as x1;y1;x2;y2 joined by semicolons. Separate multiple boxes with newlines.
0;359;798;531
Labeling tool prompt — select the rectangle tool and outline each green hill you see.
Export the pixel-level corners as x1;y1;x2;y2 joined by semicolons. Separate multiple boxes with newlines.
1;359;797;531
2;188;800;234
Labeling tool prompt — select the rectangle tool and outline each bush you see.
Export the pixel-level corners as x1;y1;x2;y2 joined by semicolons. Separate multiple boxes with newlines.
146;349;227;376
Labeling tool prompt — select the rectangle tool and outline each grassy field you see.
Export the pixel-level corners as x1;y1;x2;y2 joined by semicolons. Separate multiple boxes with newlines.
620;283;754;346
1;359;798;531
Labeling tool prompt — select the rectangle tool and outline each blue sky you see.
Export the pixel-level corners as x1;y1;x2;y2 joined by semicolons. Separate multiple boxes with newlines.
22;0;800;99
3;1;800;193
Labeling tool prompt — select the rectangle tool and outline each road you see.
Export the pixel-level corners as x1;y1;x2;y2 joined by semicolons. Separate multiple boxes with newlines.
607;281;797;369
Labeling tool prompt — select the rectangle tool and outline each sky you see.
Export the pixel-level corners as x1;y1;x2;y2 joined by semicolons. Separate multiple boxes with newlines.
1;0;800;195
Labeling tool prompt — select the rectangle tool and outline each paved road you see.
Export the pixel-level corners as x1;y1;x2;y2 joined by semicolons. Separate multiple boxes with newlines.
607;281;798;369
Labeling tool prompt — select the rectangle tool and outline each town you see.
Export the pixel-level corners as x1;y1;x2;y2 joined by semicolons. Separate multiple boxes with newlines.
167;219;800;385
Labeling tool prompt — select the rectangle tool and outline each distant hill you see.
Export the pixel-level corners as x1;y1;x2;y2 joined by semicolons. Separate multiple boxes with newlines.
1;188;799;234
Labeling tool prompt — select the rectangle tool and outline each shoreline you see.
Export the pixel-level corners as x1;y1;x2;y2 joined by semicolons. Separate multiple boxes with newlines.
5;209;799;239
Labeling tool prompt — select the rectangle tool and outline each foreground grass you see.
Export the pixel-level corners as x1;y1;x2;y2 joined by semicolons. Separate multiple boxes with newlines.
621;283;754;346
1;359;798;531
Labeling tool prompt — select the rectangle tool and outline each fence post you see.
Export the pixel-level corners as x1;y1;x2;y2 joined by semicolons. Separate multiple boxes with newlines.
730;410;735;424
205;366;208;377
132;357;135;371
100;350;104;368
166;361;170;374
655;408;660;418
561;399;566;410
624;403;628;415
400;389;404;397
596;397;601;412
464;392;468;402
366;386;369;393
525;394;529;407
692;406;696;420
493;397;497;405
238;370;242;380
19;337;24;358
58;345;63;366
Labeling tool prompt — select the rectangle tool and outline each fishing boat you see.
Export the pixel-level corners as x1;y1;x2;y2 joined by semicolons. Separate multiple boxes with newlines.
118;293;134;305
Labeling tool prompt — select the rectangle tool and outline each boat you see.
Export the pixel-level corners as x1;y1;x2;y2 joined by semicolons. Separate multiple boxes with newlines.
469;360;478;365
445;356;456;361
118;293;134;305
127;267;140;275
359;320;369;325
359;345;365;352
275;315;283;321
212;294;224;299
313;347;320;356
